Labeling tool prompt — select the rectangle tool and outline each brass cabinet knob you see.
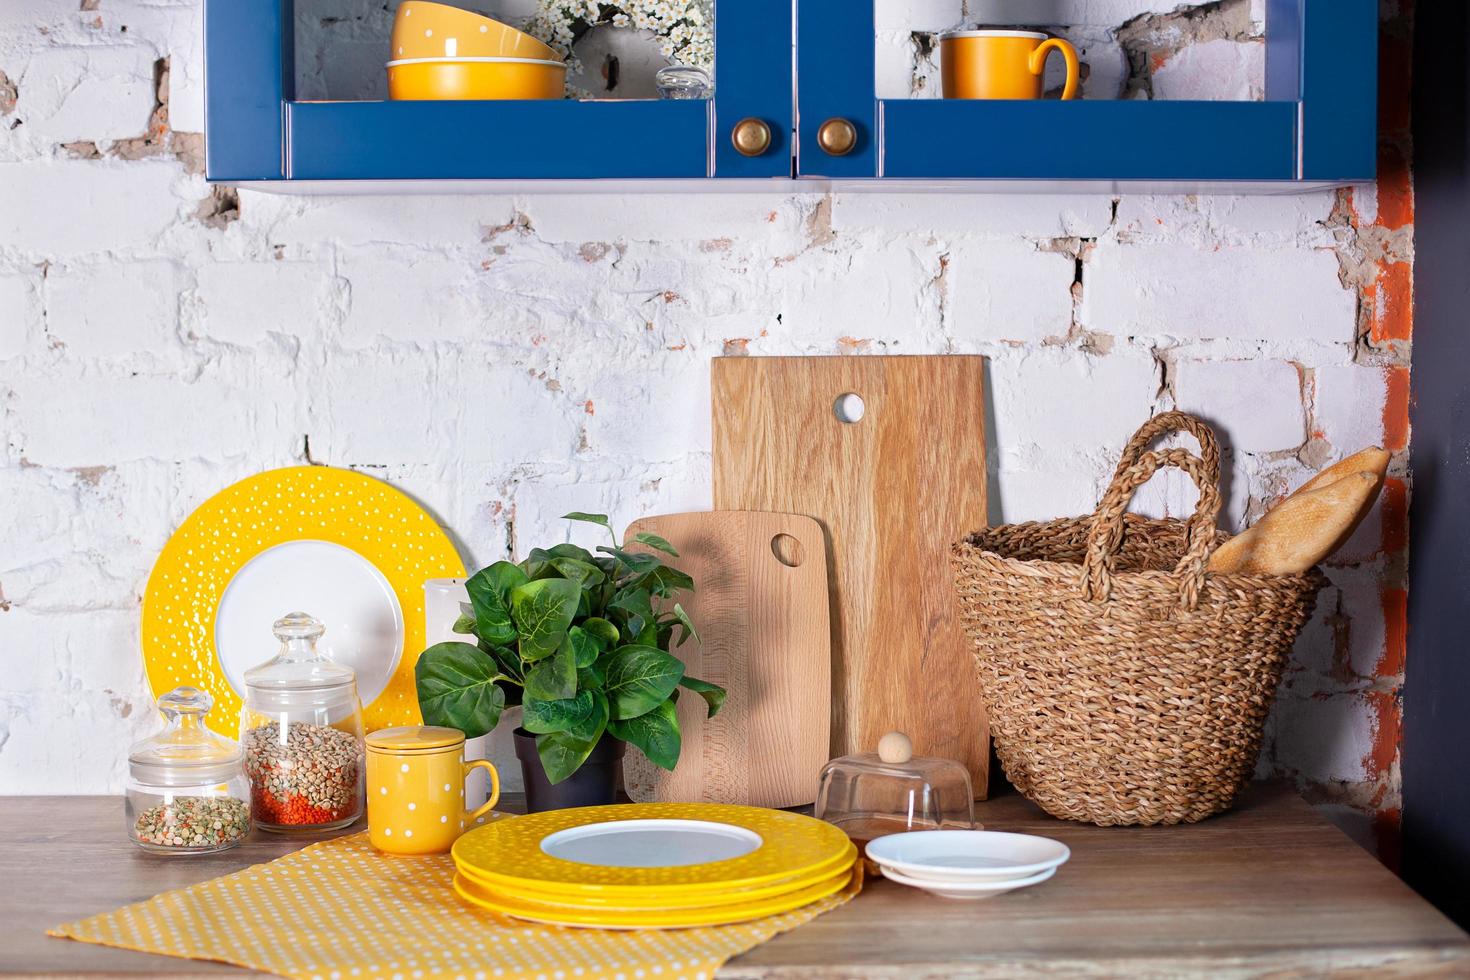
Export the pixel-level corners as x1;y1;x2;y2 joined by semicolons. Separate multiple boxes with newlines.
817;117;858;157
732;117;772;158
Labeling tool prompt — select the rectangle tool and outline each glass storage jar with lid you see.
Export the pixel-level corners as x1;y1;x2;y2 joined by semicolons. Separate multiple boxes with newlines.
815;731;977;856
240;612;365;833
127;686;251;853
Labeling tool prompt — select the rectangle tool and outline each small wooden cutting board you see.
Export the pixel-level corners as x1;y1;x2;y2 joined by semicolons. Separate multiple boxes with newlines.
623;511;831;809
712;355;991;795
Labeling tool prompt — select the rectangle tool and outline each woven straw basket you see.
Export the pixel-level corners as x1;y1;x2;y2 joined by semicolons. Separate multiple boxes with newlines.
951;412;1326;826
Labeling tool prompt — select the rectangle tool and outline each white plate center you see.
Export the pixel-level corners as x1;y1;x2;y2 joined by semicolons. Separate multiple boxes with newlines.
540;819;764;868
215;540;404;705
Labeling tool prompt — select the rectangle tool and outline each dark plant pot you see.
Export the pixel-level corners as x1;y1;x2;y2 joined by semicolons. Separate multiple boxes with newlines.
513;728;626;813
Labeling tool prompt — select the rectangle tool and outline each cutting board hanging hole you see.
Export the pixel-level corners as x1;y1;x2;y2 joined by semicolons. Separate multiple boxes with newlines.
771;533;805;568
833;392;866;424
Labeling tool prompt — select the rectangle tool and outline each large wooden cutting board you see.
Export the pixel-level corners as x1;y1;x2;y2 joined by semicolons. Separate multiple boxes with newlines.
712;356;990;795
623;511;831;808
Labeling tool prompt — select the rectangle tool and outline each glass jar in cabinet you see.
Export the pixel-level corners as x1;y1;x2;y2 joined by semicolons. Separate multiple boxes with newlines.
127;686;251;853
240;612;365;832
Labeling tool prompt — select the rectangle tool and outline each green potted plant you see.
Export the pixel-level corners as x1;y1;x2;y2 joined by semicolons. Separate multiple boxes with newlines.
414;513;725;811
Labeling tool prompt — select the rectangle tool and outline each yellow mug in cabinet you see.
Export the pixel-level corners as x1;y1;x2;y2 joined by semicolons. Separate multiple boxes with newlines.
366;726;500;856
392;1;560;62
387;57;567;100
940;30;1079;100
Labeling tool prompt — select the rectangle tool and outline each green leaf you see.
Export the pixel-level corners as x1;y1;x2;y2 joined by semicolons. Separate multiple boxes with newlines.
524;634;577;701
577;663;605;691
511;578;580;658
465;564;523;647
679;676;726;718
603;645;685;721
609;699;681;771
562;511;611;530
632;563;695;598
581;617;620;648
482;643;523;682
519;630;564;663
550;557;605;588
568;626;600;668
484;560;531;596
572;690;610;744
597;546;664;577
608;588;654;639
633;531;679;557
414;642;507;738
452;612;478;636
671;602;701;648
522;690;594;735
536;721;606;785
546;543;597;563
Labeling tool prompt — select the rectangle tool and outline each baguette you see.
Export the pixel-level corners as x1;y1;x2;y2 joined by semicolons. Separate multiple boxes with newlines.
1208;448;1389;576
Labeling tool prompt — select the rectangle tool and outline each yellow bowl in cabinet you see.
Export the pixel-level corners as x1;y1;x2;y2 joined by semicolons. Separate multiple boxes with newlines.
386;57;566;100
391;1;560;62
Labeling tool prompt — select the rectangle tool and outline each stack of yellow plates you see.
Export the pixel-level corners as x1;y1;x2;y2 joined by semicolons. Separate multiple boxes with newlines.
451;803;858;929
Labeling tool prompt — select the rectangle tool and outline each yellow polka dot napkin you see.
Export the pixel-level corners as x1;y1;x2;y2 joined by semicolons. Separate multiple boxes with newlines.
50;832;860;980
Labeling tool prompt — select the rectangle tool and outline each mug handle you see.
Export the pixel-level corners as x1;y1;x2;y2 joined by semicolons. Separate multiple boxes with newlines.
1029;38;1080;100
462;759;501;824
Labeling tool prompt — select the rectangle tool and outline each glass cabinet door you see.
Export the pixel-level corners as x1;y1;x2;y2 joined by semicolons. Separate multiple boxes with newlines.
206;0;793;182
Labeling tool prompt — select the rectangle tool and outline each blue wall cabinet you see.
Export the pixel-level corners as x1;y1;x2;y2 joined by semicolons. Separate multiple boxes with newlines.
205;0;794;182
205;0;1376;187
794;0;1376;183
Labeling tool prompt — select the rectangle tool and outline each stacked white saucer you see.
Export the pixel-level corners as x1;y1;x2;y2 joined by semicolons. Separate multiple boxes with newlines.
865;830;1071;901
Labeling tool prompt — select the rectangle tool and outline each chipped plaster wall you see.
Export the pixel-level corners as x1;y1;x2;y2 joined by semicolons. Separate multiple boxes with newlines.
0;0;1413;860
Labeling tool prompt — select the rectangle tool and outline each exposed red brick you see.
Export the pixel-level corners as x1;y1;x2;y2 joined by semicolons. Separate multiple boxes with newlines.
1382;368;1410;450
1380;477;1408;552
1369;263;1413;345
1380;587;1408;677
1376;144;1414;231
1365;688;1401;782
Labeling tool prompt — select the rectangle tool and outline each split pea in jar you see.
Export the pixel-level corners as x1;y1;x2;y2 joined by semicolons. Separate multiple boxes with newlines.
126;686;251;854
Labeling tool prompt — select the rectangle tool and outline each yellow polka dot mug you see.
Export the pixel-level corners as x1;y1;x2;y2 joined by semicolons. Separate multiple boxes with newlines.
366;726;500;855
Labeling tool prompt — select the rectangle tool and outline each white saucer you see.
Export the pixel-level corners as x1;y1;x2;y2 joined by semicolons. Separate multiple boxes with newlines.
866;830;1070;881
877;863;1057;901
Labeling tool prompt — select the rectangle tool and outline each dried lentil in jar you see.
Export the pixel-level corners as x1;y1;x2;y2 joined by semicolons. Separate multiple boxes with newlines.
240;613;367;833
245;721;363;827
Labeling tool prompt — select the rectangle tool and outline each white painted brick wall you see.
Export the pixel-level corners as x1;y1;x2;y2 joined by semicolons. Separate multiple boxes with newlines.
1173;359;1307;454
0;0;1406;850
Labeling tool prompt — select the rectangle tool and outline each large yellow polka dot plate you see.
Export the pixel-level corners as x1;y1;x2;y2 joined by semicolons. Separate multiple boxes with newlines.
142;466;465;735
452;867;857;929
452;803;854;896
456;840;859;909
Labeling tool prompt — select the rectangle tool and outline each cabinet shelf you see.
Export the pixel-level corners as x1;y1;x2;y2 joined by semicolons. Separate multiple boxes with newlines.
206;0;1376;191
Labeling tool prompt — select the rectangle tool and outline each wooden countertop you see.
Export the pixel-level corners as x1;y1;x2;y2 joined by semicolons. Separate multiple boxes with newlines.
3;785;1466;978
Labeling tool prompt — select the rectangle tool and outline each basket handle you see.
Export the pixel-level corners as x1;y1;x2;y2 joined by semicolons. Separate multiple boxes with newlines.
1081;446;1223;610
1108;410;1222;488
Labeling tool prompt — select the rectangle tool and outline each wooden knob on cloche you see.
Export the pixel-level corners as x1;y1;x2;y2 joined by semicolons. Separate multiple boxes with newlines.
878;731;913;764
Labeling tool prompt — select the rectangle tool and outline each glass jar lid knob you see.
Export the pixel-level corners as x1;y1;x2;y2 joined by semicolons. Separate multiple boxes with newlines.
158;685;213;724
274;611;325;642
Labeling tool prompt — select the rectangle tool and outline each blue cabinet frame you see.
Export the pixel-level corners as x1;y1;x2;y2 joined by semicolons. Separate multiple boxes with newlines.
205;0;793;182
205;0;1375;186
794;0;1375;183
